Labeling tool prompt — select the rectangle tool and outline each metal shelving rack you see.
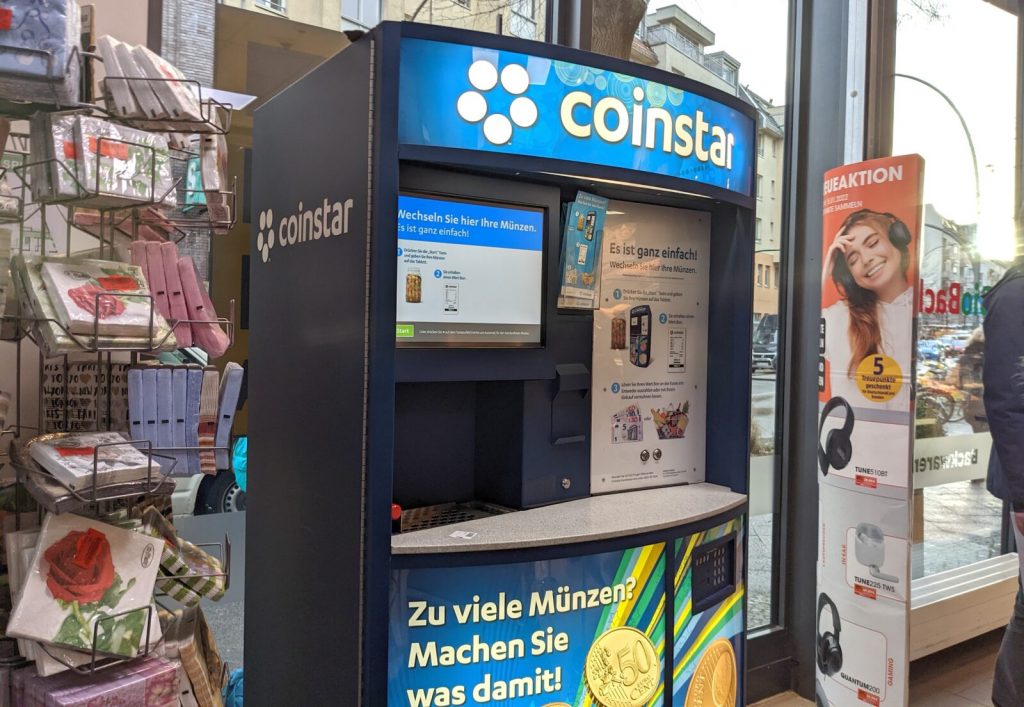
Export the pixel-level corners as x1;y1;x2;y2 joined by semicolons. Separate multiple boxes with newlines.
0;44;239;676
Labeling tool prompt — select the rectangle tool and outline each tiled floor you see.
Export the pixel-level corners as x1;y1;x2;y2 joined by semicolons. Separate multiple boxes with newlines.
751;628;1007;706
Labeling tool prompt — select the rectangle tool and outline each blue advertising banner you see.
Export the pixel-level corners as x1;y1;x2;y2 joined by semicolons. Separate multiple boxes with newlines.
388;543;666;706
398;38;755;197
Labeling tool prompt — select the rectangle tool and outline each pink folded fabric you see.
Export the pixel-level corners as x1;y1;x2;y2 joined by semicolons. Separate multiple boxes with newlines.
161;242;192;348
144;241;172;322
178;256;230;358
130;241;150;290
137;224;167;241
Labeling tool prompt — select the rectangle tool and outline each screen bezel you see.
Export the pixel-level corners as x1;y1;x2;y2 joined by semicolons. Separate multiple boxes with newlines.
395;189;547;349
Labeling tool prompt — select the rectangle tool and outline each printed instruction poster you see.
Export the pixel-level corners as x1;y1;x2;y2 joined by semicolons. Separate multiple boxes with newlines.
590;201;709;494
388;543;666;707
816;155;923;707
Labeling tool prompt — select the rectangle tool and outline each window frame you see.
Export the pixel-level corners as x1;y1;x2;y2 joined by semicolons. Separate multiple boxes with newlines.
255;0;287;13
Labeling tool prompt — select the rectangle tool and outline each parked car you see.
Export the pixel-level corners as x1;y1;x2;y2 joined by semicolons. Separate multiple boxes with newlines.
751;315;778;371
939;333;971;354
917;339;944;361
752;339;777;371
171;438;248;516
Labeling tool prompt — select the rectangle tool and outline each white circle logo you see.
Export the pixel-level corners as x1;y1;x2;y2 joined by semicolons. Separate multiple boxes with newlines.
456;59;537;145
256;209;275;263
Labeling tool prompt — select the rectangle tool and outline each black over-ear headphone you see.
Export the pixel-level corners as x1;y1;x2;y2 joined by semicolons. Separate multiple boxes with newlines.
840;209;912;248
818;396;854;476
817;592;843;677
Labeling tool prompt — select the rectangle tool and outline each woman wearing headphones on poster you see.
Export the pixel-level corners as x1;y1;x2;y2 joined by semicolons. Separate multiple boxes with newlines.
821;209;915;411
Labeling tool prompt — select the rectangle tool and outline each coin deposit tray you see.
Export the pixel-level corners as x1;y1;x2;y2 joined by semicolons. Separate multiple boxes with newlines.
399;501;512;533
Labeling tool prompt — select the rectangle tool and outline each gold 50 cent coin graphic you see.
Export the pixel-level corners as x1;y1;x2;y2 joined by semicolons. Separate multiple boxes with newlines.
584;626;660;707
685;638;737;707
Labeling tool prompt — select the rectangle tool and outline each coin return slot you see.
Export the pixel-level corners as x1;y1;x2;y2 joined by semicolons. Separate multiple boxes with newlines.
399;501;512;533
691;533;737;614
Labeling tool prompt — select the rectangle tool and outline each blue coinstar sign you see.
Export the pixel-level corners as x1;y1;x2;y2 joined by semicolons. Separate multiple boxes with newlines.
398;38;755;197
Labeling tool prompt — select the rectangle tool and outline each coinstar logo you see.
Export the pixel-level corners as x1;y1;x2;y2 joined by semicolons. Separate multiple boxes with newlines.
457;59;538;145
255;198;354;263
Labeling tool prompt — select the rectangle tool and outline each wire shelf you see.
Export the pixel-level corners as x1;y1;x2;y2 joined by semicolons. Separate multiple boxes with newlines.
100;77;233;135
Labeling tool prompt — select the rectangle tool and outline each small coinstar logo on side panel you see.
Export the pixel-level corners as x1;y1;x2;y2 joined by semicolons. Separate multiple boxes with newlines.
255;198;354;263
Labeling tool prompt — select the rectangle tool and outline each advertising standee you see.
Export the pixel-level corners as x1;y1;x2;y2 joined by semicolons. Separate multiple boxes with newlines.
590;201;710;494
815;155;924;707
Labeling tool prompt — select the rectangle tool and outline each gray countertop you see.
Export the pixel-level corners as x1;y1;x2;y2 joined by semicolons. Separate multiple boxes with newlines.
391;483;746;554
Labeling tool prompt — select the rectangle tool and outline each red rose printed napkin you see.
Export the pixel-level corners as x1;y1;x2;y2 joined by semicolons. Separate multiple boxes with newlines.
7;514;162;659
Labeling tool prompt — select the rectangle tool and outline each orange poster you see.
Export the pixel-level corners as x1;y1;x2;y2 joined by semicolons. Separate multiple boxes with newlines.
819;155;925;411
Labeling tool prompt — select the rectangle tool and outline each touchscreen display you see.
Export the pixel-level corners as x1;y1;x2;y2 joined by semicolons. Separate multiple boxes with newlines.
396;193;544;347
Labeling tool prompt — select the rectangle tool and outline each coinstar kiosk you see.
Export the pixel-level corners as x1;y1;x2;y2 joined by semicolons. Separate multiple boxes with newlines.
247;22;757;707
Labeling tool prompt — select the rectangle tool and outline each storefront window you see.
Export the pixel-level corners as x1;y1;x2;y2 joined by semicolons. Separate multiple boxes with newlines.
644;0;789;631
383;0;549;41
893;0;1018;578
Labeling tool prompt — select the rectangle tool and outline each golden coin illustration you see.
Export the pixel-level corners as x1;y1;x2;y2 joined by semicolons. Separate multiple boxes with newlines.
685;638;737;707
584;626;660;707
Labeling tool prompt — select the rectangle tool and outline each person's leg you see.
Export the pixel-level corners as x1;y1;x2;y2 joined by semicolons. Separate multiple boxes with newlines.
992;516;1024;707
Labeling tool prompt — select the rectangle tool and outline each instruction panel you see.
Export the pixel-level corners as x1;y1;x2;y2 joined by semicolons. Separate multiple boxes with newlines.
396;193;544;346
590;200;709;493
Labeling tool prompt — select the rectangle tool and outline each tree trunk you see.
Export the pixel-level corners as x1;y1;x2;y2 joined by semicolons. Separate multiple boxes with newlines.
589;0;648;60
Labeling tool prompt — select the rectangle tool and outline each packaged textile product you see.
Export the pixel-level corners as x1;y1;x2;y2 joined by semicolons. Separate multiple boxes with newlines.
158;606;224;707
74;116;175;207
179;256;230;358
42;360;130;433
131;45;202;122
12;448;173;515
45;112;81;200
4;514;165;676
0;0;81;106
12;655;178;706
96;36;140;119
40;257;164;337
201;134;231;231
28;114;176;207
27;431;161;492
141;507;226;605
11;254;178;355
184;155;204;209
199;134;227;192
110;37;165;120
0;182;20;220
6;513;162;659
